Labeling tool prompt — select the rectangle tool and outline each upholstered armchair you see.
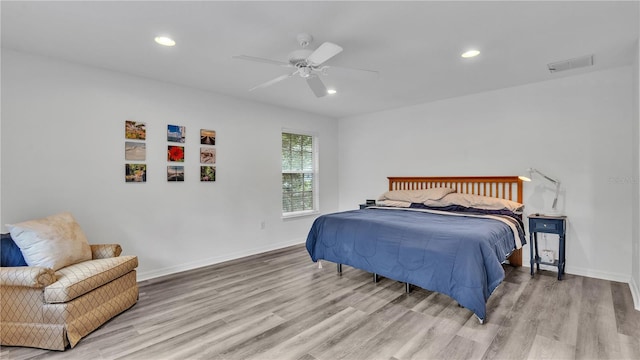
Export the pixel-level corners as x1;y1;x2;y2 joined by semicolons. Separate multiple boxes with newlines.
1;214;139;351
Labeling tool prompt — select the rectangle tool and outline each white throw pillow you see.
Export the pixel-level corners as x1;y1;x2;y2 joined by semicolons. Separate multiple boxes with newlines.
6;212;92;270
423;193;524;212
378;187;456;203
376;200;412;208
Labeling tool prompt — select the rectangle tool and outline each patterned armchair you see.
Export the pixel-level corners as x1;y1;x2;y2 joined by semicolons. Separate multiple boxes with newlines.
0;244;138;351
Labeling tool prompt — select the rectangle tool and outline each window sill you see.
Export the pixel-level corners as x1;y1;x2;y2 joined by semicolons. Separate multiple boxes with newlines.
282;210;319;220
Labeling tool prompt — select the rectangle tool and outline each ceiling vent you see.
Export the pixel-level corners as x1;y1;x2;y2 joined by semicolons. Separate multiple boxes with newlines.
547;55;593;73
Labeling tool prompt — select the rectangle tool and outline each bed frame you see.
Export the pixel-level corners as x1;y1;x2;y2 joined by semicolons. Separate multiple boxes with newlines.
387;176;524;266
325;175;525;322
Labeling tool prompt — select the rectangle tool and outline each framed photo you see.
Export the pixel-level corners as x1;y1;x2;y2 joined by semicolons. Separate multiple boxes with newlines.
200;166;216;182
167;145;185;162
200;147;216;164
167;125;186;143
125;141;146;161
125;120;146;140
125;164;146;182
167;166;185;182
200;129;216;145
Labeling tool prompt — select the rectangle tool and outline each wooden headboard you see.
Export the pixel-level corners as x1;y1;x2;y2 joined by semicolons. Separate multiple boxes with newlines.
388;176;524;266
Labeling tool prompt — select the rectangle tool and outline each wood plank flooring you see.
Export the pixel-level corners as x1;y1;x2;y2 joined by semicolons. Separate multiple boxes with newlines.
2;244;639;359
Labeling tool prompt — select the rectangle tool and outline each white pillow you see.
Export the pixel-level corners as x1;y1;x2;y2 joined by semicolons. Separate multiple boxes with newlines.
376;200;412;208
6;212;92;270
423;192;524;212
378;187;455;203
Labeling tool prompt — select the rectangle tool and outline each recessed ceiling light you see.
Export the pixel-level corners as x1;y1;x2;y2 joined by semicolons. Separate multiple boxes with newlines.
461;50;480;58
327;89;337;95
154;36;176;47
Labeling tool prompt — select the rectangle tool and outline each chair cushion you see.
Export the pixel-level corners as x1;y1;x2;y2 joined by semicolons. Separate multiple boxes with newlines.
44;256;138;303
6;212;92;271
1;233;27;267
0;266;56;288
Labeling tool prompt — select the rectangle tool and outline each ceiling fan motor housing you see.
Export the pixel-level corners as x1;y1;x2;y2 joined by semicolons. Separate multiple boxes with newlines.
296;33;313;48
288;49;314;67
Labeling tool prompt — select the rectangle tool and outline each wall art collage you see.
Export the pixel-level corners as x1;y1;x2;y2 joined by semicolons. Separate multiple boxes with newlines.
125;120;147;182
124;120;216;182
199;129;216;182
167;124;185;181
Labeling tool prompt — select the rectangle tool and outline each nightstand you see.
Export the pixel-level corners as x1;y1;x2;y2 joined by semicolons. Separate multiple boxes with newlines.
529;214;567;280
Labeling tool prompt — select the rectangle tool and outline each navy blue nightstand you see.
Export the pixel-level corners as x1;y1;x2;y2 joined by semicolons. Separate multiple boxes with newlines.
529;214;567;280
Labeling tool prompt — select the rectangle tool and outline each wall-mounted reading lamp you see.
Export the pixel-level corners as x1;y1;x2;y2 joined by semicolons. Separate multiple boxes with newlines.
518;168;561;210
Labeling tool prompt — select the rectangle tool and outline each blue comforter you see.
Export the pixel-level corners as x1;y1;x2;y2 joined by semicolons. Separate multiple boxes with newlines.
306;207;524;321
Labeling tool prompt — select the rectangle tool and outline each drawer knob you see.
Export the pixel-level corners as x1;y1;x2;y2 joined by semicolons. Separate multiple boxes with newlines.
543;224;547;227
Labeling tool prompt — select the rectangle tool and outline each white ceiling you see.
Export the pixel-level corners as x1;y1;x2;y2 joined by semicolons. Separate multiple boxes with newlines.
2;1;638;118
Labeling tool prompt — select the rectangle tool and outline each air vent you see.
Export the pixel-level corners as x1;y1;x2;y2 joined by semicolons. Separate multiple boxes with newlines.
547;55;594;73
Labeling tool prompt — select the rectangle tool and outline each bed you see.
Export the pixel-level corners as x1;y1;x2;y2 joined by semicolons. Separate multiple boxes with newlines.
305;176;525;323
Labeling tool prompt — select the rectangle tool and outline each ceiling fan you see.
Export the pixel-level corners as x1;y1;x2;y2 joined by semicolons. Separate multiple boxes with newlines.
233;33;378;98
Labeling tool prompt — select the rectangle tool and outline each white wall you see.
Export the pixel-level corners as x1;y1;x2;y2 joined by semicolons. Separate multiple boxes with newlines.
0;46;3;232
1;50;340;280
338;66;634;282
2;49;637;290
632;35;640;309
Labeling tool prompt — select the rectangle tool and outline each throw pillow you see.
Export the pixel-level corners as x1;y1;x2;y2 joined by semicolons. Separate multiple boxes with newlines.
423;192;524;212
6;212;92;270
1;233;28;267
378;187;456;203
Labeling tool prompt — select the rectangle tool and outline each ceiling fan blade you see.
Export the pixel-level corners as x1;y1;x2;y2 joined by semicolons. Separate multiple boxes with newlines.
326;65;379;80
306;76;327;98
249;72;295;91
306;42;343;66
233;55;291;67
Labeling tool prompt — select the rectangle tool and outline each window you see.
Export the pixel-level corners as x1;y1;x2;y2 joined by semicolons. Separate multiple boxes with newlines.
282;131;317;216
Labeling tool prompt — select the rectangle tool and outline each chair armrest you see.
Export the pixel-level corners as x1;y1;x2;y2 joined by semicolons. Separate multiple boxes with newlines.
90;244;122;259
0;266;56;288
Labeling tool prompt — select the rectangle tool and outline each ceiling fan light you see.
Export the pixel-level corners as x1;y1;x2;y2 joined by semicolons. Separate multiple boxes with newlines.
154;36;176;47
461;49;480;58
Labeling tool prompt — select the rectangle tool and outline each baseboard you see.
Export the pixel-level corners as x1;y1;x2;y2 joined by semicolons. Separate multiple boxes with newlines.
630;276;640;311
563;265;631;283
136;238;305;282
524;263;639;309
523;263;630;283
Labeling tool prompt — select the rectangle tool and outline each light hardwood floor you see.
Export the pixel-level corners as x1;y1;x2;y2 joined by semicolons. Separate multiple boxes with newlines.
2;244;639;360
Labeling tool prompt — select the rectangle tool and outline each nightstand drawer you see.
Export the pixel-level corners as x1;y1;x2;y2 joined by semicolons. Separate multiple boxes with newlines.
532;219;559;231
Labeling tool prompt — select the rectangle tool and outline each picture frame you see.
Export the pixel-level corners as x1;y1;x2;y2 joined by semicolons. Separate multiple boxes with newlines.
200;147;216;164
168;145;185;162
125;164;146;182
200;129;216;145
200;166;216;182
125;120;146;140
125;141;146;161
167;125;186;143
167;166;185;182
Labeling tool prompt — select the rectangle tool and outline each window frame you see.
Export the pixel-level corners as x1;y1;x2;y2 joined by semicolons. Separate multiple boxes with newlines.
281;129;319;218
